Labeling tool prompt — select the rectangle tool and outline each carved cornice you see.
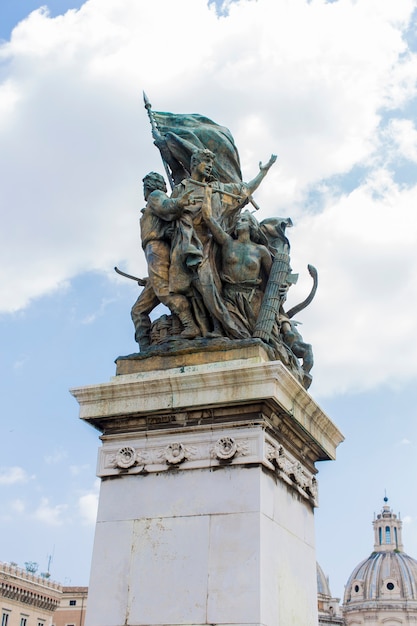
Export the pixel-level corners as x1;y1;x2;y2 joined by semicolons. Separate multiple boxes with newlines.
71;356;343;463
344;602;417;614
0;581;61;612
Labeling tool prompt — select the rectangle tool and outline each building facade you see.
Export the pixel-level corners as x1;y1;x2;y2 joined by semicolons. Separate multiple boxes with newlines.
52;587;87;626
0;562;62;626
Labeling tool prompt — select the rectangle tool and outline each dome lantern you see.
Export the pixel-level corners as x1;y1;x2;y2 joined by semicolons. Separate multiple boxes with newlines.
372;497;404;553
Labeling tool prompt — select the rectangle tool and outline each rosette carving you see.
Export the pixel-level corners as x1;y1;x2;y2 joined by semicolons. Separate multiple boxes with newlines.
164;442;186;464
214;436;238;460
115;446;137;469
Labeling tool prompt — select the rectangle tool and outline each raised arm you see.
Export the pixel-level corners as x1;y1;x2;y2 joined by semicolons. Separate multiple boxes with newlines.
245;154;277;196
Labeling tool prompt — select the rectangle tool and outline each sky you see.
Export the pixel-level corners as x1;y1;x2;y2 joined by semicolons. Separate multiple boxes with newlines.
0;0;417;600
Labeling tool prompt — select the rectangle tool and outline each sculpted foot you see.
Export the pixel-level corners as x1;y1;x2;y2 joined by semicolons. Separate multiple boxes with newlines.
178;312;201;339
180;325;200;339
205;331;223;339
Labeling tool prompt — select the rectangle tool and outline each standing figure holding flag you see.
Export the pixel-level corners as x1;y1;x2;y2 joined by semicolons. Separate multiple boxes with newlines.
142;97;276;339
168;147;276;338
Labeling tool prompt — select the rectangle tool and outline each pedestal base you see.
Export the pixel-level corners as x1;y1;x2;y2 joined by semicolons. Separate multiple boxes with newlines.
71;347;343;626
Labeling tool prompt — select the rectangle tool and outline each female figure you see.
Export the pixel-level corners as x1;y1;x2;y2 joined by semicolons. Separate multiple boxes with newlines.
201;187;272;337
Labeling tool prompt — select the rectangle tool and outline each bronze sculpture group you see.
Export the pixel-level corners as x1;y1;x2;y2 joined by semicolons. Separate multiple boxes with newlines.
121;98;317;389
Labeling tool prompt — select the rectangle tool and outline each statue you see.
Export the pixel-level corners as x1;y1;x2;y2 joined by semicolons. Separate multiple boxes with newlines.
201;187;272;338
117;96;318;389
168;147;276;339
130;171;199;350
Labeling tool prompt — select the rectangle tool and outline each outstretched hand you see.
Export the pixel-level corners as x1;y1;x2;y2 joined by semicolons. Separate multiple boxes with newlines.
259;154;277;171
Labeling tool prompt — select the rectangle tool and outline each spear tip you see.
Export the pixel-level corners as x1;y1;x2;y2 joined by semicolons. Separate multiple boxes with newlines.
143;90;151;109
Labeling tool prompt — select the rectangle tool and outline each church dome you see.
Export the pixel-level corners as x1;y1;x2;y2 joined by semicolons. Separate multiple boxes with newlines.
316;563;332;598
317;562;344;625
344;551;417;603
343;499;417;626
317;562;332;597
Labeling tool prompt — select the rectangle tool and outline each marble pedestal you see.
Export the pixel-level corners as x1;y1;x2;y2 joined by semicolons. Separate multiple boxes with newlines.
71;344;343;626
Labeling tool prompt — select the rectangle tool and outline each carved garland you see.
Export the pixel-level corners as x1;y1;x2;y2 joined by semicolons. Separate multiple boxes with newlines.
106;438;317;504
266;442;318;504
108;436;249;470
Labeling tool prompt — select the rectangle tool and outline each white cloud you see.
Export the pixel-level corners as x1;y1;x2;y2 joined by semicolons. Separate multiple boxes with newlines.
44;448;68;465
384;118;417;163
0;466;32;485
10;499;25;513
290;170;417;395
0;498;26;522
69;463;90;476
78;480;99;525
13;355;29;370
80;297;117;325
33;497;68;526
0;0;417;395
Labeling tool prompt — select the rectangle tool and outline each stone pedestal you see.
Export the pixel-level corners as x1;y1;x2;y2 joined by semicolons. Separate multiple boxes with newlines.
71;345;343;626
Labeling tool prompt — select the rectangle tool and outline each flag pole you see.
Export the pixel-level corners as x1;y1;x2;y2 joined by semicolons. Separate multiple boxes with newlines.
143;91;174;190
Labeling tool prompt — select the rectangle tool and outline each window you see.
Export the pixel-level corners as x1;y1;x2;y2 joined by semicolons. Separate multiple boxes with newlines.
1;613;9;626
379;527;382;544
69;600;77;606
386;526;391;544
20;618;27;626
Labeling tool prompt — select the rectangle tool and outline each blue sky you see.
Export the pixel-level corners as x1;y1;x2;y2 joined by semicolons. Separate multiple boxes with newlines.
0;0;417;599
0;1;87;41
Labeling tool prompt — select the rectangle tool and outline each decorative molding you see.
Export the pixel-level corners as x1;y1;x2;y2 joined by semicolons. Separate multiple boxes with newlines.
160;442;195;465
0;582;60;611
71;357;344;463
212;436;249;460
107;447;145;469
214;436;237;460
164;442;186;464
115;446;137;469
98;425;318;506
266;438;318;506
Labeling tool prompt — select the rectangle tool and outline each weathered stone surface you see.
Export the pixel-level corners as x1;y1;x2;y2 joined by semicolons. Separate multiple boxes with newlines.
72;346;342;463
72;348;343;626
85;466;319;626
115;336;274;375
